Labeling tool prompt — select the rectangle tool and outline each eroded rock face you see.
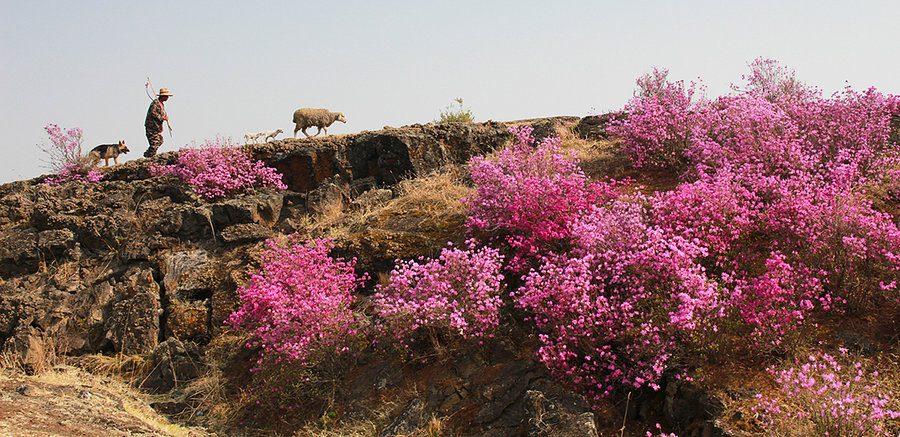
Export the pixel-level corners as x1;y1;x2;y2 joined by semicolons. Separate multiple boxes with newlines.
0;120;522;361
103;267;161;355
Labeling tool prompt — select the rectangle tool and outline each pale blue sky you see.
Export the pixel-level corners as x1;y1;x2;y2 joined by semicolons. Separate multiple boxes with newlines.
2;0;898;183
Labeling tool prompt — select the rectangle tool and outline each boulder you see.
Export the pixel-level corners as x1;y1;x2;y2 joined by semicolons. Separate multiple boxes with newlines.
575;113;625;140
160;250;210;301
137;338;204;394
103;267;161;355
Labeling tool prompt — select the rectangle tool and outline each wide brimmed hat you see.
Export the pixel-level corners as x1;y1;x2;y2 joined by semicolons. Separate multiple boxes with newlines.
158;88;173;97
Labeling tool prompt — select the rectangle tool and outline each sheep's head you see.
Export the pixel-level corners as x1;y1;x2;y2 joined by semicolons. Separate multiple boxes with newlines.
336;112;347;123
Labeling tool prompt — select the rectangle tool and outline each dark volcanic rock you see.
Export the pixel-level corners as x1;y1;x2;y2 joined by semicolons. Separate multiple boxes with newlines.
103;267;161;355
575;113;625;140
379;398;426;437
137;338;205;394
0;229;40;277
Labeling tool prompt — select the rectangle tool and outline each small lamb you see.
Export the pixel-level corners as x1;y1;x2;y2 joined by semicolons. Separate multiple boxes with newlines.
292;108;347;138
260;129;283;142
244;132;262;144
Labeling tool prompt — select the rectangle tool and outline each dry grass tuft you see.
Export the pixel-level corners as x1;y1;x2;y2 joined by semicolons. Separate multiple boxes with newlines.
69;353;150;383
414;414;447;437
291;387;447;437
392;166;470;218
176;333;250;430
0;363;205;436
0;333;69;375
293;420;378;437
552;121;630;182
299;166;471;241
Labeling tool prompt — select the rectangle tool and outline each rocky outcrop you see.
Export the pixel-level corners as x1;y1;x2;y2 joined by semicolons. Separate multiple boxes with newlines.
0;120;524;365
575;112;627;139
248;121;511;193
0;117;627;436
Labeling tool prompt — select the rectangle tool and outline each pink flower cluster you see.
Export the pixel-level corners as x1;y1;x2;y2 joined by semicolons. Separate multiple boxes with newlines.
44;161;104;186
645;423;679;437
38;124;103;186
151;137;286;199
226;60;900;407
753;349;900;436
609;70;701;168
373;242;505;346
226;236;364;365
515;198;721;399
464;124;625;270
457;59;900;398
612;58;900;350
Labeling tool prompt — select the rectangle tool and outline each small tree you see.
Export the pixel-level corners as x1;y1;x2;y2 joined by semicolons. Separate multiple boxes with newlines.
436;98;474;123
38;123;102;185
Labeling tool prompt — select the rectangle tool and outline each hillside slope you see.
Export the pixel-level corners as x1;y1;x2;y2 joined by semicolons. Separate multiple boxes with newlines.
1;117;640;436
2;115;897;437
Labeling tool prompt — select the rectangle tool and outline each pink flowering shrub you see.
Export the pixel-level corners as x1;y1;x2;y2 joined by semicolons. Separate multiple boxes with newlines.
38;124;103;186
610;60;900;352
515;198;722;399
464;125;624;270
750;349;900;436
151;137;286;199
373;242;504;351
734;57;814;102
634;67;672;100
505;60;900;399
227;236;364;365
652;166;759;255
607;72;701;168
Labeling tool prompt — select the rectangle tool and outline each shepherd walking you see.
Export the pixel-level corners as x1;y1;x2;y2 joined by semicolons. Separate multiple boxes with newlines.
144;87;172;158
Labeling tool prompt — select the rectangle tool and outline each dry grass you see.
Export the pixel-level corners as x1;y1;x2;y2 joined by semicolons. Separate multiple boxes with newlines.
68;353;150;382
393;166;470;218
0;363;205;436
293;420;378;437
0;332;68;375
298;166;471;241
414;414;448;437
291;387;447;437
0;349;22;371
176;333;249;430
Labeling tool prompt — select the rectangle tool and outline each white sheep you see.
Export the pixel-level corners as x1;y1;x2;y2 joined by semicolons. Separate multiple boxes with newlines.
292;108;347;138
260;129;283;142
244;132;262;144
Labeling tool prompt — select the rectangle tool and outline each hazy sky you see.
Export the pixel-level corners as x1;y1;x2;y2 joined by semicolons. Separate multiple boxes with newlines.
2;0;898;183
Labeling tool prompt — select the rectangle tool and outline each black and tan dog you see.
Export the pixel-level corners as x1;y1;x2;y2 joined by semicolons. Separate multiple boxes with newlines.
89;140;129;167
